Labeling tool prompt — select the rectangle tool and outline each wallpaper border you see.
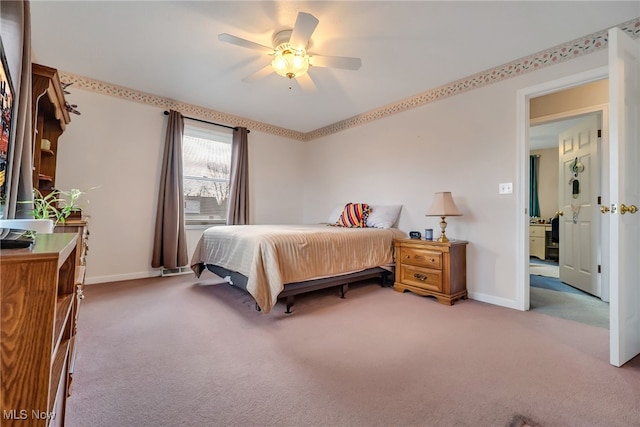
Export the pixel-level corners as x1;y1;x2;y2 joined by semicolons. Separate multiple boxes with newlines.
60;17;639;142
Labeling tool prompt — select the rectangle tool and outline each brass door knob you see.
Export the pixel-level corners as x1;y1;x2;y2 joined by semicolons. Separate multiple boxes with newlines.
557;211;564;216
601;205;610;214
620;204;638;215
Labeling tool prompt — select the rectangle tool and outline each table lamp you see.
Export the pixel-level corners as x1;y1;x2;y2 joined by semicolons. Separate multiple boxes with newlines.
426;192;462;242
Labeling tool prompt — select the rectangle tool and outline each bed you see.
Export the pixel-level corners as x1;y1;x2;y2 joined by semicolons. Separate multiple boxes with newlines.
190;221;407;314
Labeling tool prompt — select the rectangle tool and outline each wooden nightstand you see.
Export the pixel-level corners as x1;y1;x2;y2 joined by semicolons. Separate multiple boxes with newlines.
393;238;468;305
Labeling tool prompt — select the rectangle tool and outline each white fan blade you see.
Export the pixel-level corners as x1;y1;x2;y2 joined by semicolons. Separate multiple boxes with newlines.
309;54;362;70
218;33;274;54
289;12;319;50
295;73;317;92
242;64;274;83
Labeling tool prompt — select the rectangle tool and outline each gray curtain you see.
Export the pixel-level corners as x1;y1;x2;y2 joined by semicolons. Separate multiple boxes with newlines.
4;0;34;219
152;110;188;269
529;155;540;218
227;127;249;225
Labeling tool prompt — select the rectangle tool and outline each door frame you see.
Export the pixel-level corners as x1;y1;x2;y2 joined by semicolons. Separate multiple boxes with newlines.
516;66;608;311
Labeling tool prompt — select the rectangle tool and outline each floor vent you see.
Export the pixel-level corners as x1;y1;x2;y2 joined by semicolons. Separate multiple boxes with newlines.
161;266;192;277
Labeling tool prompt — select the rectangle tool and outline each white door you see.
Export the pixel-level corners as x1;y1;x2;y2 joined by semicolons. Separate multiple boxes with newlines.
558;114;600;296
608;28;640;367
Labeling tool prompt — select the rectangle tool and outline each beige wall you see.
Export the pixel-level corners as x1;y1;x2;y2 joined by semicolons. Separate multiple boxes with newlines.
55;89;306;283
530;79;607;120
56;45;610;307
531;148;559;220
303;50;608;306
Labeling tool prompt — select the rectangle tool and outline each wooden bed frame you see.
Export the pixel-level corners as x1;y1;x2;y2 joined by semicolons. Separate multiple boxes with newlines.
206;265;392;313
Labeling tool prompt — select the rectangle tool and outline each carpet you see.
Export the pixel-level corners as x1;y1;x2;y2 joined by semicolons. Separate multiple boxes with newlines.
529;268;609;328
530;286;609;329
66;275;640;427
530;274;583;295
529;263;559;278
509;414;540;427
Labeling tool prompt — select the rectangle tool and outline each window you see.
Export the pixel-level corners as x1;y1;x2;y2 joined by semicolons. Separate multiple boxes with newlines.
182;122;232;225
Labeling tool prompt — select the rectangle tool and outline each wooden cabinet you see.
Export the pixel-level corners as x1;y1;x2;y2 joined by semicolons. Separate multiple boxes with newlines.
529;224;550;260
393;238;468;305
55;218;89;394
1;233;80;426
32;64;71;193
55;218;89;284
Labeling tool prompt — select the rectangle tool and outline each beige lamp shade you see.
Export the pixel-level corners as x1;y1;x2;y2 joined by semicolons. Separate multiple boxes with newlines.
426;192;462;242
426;192;462;217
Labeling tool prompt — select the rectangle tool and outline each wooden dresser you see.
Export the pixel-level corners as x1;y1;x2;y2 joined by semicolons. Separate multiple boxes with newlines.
393;238;468;305
55;218;89;393
1;233;81;426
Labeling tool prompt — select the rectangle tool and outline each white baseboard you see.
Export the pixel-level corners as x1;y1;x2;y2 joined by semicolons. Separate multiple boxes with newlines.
85;270;163;285
161;266;193;277
467;291;522;311
85;265;197;284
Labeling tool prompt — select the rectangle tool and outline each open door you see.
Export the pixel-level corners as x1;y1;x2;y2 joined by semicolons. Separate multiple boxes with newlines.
558;114;600;296
608;27;640;367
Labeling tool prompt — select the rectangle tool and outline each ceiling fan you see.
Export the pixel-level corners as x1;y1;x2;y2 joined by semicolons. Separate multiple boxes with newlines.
218;12;362;91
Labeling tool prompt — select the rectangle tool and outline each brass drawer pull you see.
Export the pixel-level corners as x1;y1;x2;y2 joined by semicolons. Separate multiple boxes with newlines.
406;255;438;264
414;273;427;281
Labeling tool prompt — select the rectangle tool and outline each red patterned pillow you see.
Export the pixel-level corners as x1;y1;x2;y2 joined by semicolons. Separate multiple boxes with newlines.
336;203;370;228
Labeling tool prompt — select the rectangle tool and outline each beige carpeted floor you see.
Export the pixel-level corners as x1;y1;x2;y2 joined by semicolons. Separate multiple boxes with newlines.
66;275;640;427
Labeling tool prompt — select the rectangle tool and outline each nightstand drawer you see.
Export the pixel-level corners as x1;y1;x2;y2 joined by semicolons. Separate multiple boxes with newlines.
400;265;442;291
400;247;442;269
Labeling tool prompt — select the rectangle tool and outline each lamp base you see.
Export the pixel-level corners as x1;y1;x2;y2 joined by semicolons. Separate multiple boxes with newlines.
438;216;449;242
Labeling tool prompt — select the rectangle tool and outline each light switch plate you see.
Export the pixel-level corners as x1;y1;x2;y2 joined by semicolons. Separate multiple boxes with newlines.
499;182;513;194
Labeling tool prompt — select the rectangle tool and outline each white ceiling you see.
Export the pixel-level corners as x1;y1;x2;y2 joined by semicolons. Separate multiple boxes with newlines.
30;1;639;134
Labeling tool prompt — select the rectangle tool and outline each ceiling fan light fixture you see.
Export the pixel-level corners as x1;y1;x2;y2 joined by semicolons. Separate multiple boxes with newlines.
271;45;309;79
220;12;360;89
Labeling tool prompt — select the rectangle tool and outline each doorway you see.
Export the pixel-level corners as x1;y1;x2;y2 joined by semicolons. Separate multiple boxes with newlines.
518;29;640;367
514;65;609;313
528;114;609;328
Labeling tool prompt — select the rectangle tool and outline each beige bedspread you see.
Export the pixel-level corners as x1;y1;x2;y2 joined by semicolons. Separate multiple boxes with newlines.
190;224;406;313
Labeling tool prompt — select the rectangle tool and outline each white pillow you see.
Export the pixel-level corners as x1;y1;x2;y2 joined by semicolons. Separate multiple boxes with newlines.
366;205;402;228
327;204;347;224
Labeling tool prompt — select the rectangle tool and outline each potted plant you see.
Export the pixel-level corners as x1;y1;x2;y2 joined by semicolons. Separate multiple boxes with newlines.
57;188;86;220
23;188;87;225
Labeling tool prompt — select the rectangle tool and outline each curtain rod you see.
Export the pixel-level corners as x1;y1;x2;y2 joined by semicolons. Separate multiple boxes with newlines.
163;111;249;133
